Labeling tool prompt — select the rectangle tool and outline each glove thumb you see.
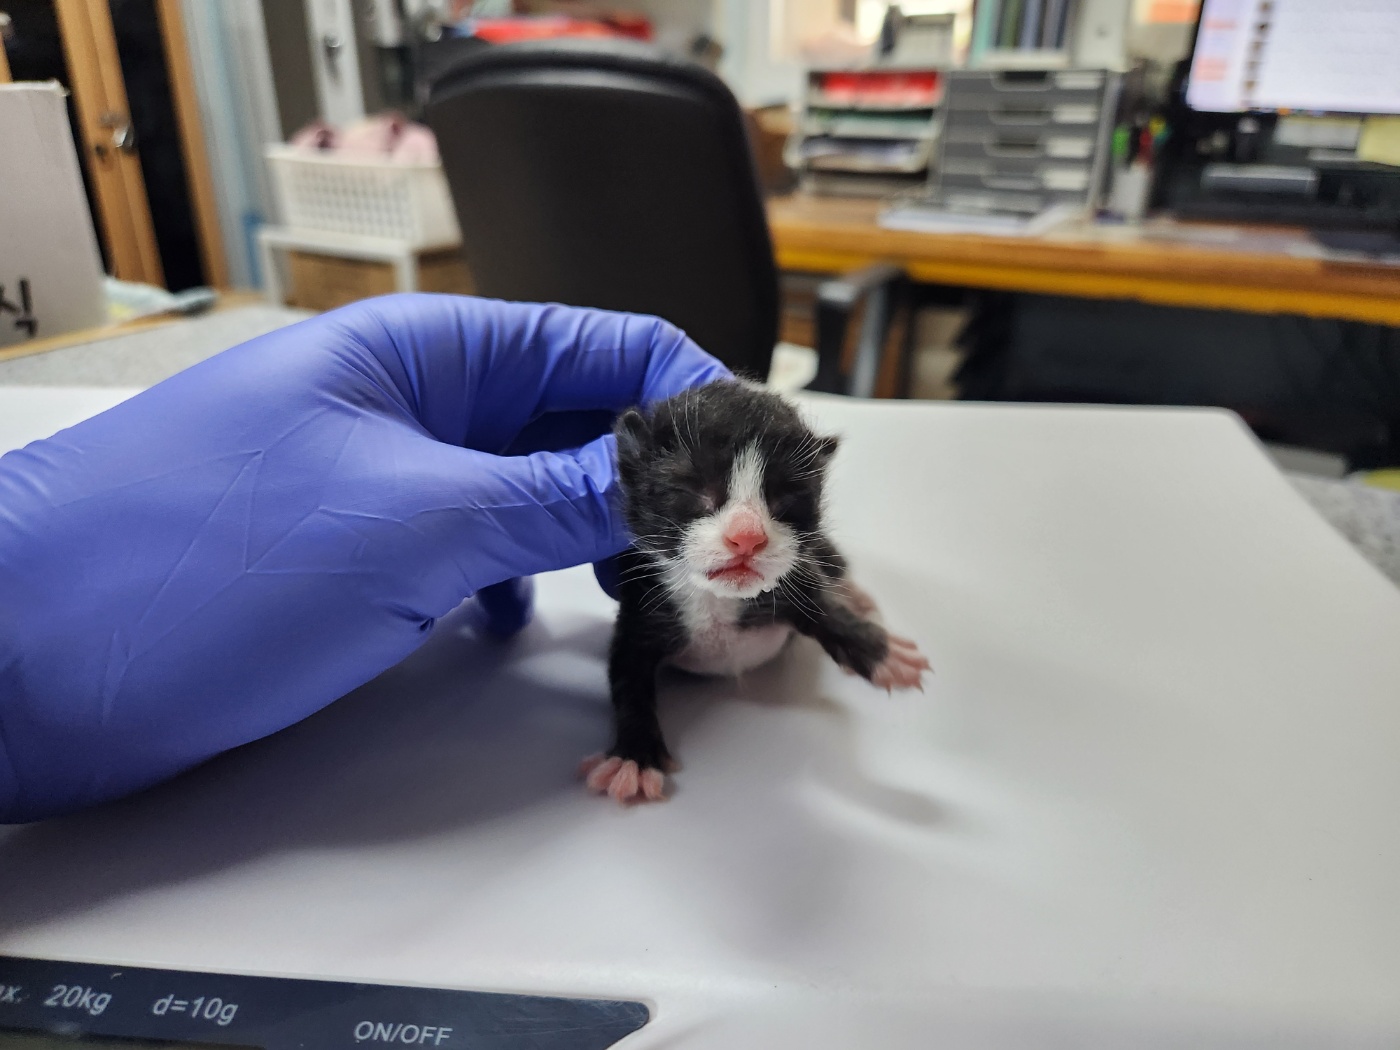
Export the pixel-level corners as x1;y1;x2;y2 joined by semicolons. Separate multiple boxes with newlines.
443;433;630;597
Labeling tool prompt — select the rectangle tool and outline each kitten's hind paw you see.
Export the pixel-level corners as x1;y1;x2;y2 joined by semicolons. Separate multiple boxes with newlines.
580;753;668;804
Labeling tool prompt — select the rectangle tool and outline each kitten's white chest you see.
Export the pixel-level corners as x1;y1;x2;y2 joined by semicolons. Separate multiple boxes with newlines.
667;589;793;677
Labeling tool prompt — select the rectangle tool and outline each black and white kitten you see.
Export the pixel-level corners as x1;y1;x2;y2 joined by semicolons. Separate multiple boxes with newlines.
580;380;929;804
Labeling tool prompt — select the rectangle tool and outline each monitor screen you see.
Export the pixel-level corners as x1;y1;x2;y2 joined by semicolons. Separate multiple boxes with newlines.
1186;0;1400;115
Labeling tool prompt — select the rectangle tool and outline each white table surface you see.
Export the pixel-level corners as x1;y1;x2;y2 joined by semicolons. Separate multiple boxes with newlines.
0;386;140;449
2;388;1399;1048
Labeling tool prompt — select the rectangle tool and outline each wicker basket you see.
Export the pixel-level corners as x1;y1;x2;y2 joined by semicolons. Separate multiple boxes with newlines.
265;145;462;250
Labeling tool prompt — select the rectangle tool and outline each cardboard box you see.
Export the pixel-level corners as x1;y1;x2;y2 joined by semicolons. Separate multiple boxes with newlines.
0;83;106;349
285;249;475;313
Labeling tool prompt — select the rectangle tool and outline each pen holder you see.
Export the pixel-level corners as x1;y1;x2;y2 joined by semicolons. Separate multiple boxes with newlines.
1108;161;1152;222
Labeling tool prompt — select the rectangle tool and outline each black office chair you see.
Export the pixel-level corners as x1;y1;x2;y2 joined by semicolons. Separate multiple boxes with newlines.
422;38;903;395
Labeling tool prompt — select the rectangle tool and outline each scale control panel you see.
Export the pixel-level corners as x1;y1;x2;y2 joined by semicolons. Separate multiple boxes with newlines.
0;956;648;1050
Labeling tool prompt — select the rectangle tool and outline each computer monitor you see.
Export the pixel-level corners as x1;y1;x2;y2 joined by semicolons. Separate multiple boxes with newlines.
1186;0;1400;116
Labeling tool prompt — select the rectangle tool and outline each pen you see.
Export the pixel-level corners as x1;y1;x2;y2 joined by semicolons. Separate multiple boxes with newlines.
1112;125;1130;167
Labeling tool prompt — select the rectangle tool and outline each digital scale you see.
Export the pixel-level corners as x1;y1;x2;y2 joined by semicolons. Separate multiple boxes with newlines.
0;957;645;1050
3;389;1400;1048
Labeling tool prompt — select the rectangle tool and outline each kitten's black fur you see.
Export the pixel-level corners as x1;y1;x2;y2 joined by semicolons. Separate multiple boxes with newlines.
606;380;891;779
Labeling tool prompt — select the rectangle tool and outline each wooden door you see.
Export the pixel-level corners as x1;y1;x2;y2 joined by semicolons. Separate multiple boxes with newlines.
54;0;163;285
0;0;225;290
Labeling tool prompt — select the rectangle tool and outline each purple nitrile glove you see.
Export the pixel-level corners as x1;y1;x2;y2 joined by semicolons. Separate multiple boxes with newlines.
0;293;729;822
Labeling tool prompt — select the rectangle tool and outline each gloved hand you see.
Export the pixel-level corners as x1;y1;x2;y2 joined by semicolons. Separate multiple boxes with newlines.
0;294;729;823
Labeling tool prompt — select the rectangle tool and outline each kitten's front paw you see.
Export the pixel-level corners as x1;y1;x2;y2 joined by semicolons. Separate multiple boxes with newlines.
869;633;931;691
579;753;668;804
835;578;880;618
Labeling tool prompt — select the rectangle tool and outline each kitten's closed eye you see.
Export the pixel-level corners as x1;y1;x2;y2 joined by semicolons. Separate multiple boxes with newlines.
663;481;717;519
768;494;796;516
673;477;723;515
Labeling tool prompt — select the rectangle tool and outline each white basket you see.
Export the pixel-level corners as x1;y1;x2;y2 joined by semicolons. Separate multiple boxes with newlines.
264;145;462;250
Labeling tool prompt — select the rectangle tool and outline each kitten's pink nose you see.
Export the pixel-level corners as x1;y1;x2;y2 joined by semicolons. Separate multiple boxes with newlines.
723;512;768;557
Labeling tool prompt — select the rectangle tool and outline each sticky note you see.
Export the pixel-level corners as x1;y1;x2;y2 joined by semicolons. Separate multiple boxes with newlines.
1358;117;1400;168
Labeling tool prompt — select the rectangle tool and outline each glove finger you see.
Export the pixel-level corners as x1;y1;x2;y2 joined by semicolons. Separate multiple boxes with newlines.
334;296;730;454
515;307;733;412
593;555;622;601
472;577;535;637
464;306;730;452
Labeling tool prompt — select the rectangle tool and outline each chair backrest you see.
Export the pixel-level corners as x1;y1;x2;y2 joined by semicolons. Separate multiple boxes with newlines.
422;39;779;378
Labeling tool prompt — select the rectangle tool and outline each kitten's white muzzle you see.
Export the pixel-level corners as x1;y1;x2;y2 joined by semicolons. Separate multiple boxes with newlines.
683;507;797;599
678;442;800;600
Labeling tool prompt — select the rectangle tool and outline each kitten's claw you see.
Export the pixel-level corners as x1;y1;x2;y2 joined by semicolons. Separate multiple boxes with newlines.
580;753;668;804
869;634;931;691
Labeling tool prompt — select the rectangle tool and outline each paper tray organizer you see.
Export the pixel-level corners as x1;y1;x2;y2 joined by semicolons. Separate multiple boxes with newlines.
928;68;1118;216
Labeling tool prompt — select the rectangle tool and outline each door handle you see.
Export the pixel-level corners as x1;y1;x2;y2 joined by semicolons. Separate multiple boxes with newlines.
322;32;343;75
99;111;137;154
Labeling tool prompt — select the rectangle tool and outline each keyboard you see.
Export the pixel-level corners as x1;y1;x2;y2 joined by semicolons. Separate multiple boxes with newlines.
1173;198;1400;231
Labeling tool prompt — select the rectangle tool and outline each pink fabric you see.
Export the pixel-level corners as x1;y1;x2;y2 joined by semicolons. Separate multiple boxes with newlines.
290;120;338;151
288;114;439;164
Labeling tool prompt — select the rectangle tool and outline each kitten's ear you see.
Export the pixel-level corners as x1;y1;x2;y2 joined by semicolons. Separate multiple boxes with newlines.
614;408;651;465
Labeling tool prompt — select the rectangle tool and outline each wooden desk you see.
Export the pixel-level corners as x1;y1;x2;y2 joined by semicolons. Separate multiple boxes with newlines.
768;195;1400;327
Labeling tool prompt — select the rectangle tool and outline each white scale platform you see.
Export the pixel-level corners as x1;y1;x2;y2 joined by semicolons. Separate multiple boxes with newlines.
2;388;1399;1048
